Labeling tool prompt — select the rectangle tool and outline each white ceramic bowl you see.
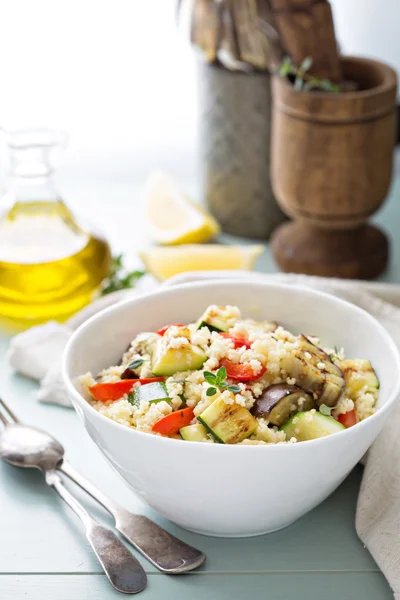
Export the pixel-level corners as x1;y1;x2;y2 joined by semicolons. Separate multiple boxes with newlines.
62;280;400;537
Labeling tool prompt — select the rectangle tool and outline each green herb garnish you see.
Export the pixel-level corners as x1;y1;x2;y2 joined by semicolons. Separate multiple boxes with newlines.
127;391;138;407
101;254;145;296
206;387;217;397
128;358;145;370
203;367;242;397
319;404;334;416
279;56;340;93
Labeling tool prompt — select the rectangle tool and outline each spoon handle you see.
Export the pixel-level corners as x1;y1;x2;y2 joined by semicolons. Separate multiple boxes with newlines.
44;469;147;594
59;459;206;573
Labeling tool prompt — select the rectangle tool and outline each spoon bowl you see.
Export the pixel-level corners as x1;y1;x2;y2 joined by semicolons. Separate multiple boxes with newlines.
0;423;64;471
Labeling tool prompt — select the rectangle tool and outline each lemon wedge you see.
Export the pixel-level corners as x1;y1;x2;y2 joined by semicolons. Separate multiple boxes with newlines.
142;171;220;245
139;245;264;281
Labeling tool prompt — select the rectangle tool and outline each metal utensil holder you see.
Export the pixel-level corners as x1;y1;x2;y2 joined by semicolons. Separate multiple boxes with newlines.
198;62;285;239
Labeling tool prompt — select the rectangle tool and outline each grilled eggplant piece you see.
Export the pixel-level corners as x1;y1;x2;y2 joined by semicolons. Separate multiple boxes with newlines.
280;335;345;407
121;368;139;380
251;384;315;427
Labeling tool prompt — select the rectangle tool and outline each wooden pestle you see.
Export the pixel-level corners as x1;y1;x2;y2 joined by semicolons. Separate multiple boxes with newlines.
269;0;342;82
190;0;221;63
230;0;270;70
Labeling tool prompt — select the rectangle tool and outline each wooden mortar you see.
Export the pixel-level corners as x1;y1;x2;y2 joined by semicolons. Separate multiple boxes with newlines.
271;56;398;280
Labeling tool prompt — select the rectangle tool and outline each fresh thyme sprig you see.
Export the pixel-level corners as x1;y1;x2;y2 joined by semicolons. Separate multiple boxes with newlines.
101;254;145;296
173;367;241;398
203;367;241;397
128;358;145;370
278;56;340;93
319;404;334;416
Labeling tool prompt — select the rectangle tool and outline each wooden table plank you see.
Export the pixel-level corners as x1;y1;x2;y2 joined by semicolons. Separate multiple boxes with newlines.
0;573;392;600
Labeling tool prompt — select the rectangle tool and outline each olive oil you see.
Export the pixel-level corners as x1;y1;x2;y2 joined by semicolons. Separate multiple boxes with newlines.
0;200;111;322
0;129;111;324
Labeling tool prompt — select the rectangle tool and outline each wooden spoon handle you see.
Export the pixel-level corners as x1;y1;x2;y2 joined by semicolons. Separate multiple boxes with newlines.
269;0;342;82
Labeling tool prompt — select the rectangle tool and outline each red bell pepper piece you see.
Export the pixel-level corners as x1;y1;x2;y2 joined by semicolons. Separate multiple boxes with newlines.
89;378;165;402
338;409;357;428
220;332;252;349
156;324;184;336
152;407;195;436
219;358;266;382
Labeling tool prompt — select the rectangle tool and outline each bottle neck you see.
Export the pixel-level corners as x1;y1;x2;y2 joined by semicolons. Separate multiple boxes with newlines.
4;140;62;204
6;172;60;204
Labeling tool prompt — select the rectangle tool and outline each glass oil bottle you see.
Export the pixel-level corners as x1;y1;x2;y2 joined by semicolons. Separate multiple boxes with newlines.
0;129;111;324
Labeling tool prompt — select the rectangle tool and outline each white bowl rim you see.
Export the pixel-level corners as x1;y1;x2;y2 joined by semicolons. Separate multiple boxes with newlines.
62;279;400;451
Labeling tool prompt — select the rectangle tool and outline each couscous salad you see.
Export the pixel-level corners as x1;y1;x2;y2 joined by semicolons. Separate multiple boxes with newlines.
81;305;379;444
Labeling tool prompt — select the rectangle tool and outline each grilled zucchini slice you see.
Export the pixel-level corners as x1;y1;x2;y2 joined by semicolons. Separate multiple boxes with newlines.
131;382;170;406
197;306;230;333
179;423;209;442
152;341;207;377
281;411;345;441
198;397;257;444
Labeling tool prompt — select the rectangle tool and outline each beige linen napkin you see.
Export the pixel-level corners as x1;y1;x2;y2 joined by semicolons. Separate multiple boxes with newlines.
7;270;400;596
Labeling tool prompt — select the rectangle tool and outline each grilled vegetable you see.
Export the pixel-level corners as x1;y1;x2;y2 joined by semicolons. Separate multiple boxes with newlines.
281;411;346;441
130;382;170;407
121;332;160;377
251;384;315;427
179;423;209;442
220;333;252;349
156;324;184;336
89;378;164;402
121;368;139;380
198;396;257;444
281;335;345;407
121;357;148;379
338;409;357;428
340;359;379;396
219;358;266;382
196;306;230;332
152;340;207;377
152;407;195;436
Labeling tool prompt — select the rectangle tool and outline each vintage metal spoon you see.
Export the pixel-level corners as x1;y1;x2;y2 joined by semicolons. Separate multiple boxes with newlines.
0;399;206;574
0;420;147;595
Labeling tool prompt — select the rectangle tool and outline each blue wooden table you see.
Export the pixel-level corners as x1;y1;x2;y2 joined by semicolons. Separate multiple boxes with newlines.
1;171;399;599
